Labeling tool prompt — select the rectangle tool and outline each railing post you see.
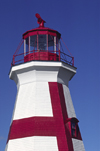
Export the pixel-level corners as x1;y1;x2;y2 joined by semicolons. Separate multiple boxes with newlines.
72;57;74;66
58;39;60;61
47;34;48;52
37;34;38;51
29;36;30;54
54;36;56;54
59;49;60;61
24;39;26;56
13;55;15;65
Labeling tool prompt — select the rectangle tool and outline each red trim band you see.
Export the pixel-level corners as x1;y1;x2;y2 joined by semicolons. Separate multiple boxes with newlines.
8;117;56;140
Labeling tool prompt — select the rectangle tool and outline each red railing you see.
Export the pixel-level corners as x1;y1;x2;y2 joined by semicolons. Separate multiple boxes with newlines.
11;37;74;66
11;50;74;66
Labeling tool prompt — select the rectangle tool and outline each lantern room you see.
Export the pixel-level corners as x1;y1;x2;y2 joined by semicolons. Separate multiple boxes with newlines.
23;27;61;62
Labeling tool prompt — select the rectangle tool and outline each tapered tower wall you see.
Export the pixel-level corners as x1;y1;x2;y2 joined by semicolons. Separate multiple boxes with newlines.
5;61;85;151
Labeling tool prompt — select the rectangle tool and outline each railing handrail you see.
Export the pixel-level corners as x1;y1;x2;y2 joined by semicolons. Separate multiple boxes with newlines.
12;50;74;66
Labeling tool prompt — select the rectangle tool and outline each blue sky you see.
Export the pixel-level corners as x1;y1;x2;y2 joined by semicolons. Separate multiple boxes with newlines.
0;0;99;150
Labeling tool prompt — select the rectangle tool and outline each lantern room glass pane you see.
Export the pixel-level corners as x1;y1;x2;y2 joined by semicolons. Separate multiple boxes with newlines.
48;35;54;52
38;35;46;51
56;37;59;50
26;37;29;54
30;35;37;52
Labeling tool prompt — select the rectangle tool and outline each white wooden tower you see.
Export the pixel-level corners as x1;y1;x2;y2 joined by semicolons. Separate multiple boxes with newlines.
5;14;85;151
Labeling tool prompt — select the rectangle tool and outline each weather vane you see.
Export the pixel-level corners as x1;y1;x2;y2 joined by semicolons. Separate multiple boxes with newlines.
35;13;46;27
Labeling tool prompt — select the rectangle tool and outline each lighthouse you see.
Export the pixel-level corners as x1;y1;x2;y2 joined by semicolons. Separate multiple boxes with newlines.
5;14;85;151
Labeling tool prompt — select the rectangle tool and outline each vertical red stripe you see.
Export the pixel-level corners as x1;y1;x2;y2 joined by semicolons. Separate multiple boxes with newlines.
57;83;74;150
49;82;73;151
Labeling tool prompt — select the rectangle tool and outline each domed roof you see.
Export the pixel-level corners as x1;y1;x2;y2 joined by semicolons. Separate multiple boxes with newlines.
23;27;61;39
